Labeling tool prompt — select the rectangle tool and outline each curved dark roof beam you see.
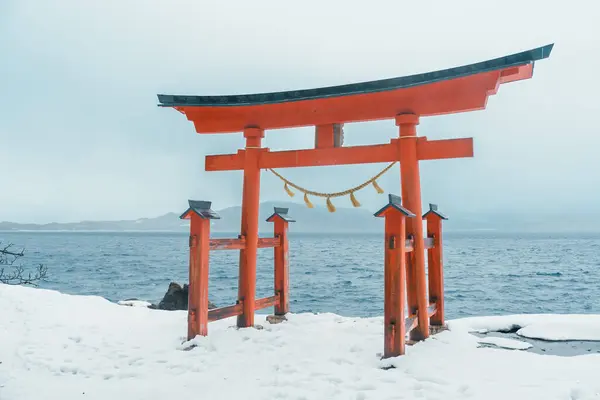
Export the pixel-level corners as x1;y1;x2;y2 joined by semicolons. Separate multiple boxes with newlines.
157;44;553;108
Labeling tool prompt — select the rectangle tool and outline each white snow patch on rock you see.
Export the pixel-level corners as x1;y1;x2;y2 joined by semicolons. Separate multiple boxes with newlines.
477;336;533;350
449;314;600;341
517;321;600;342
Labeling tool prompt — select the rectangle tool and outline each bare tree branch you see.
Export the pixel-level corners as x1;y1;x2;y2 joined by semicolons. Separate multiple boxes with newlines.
0;242;47;286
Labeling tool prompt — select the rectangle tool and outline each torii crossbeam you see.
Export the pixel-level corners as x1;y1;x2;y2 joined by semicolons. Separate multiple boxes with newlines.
158;44;553;349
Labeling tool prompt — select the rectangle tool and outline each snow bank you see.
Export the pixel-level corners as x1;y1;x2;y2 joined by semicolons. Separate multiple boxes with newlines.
517;321;600;342
1;284;600;400
117;299;152;307
449;314;600;341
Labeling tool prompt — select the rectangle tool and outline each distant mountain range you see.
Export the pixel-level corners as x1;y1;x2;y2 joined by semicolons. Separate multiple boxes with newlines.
0;202;384;233
1;202;599;233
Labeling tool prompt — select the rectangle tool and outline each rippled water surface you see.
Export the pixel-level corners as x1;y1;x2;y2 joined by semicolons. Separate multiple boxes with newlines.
2;231;599;319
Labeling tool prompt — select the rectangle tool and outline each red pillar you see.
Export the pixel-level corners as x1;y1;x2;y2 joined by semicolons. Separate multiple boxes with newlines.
237;127;264;328
384;213;406;357
188;214;210;339
424;204;447;326
404;248;416;328
267;207;294;316
274;219;289;315
396;114;429;341
180;200;218;340
375;194;414;358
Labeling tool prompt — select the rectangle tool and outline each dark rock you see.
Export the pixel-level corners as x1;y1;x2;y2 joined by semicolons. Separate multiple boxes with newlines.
181;343;197;351
157;282;187;310
156;282;216;311
496;324;522;334
266;314;287;324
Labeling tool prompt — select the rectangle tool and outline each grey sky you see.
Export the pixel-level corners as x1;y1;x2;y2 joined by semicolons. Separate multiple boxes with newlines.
1;0;599;223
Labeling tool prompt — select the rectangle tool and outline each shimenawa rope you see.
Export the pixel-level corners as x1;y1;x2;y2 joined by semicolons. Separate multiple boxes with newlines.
268;162;396;212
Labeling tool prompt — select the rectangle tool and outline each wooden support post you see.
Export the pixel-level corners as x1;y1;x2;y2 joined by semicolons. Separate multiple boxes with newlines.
237;127;264;328
187;224;200;339
333;123;344;147
255;295;281;310
405;248;417;319
384;213;406;357
274;219;289;315
423;204;447;326
315;124;335;149
312;123;345;149
267;207;295;316
179;200;220;340
375;194;415;358
396;114;429;341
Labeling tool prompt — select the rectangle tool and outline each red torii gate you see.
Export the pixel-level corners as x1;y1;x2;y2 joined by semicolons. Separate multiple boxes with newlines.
159;44;553;357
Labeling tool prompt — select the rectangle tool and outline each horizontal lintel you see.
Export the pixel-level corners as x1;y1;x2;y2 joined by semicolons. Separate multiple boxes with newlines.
417;137;473;161
204;138;473;171
205;150;245;172
257;237;281;249
208;295;280;322
254;295;280;310
209;238;245;250
210;237;281;250
208;303;243;322
260;143;395;169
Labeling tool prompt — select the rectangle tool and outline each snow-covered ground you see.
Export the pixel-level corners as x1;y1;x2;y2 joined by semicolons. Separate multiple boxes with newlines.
1;284;600;400
117;299;153;308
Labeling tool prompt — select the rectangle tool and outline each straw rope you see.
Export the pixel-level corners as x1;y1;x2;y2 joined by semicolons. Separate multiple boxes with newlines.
268;162;396;212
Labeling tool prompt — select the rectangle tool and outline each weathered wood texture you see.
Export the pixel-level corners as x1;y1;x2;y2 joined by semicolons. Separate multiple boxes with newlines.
254;295;280;310
398;114;429;341
205;138;473;171
273;219;290;315
187;215;210;340
208;303;244;322
383;212;407;358
426;213;445;325
209;237;281;251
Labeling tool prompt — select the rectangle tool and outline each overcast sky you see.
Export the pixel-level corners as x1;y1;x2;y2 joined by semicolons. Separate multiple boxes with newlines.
1;0;599;223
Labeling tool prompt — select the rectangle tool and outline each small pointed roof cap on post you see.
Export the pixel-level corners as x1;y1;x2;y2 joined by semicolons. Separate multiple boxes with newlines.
422;203;448;220
374;194;416;218
266;207;296;222
179;200;221;220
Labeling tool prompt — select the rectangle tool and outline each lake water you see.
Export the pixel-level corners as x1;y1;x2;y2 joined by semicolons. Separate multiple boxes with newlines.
2;231;599;319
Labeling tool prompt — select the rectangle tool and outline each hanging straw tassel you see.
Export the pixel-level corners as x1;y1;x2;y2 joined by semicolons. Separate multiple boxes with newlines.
326;197;336;212
303;193;314;208
372;180;384;194
284;182;295;197
349;191;361;207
